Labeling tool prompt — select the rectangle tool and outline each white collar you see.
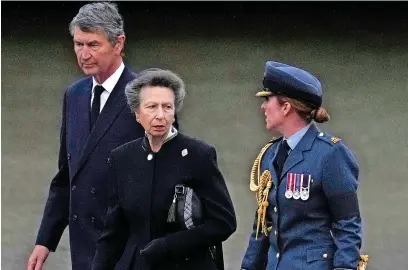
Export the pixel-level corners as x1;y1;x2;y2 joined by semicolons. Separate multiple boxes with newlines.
92;62;125;94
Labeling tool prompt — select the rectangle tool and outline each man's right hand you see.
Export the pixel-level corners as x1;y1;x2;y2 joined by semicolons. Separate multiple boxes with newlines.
27;245;50;270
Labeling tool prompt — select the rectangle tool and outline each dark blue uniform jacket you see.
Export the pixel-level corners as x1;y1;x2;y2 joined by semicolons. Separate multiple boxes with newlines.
242;124;362;270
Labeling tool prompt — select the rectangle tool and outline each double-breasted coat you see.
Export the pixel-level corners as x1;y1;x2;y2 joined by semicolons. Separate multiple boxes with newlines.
35;66;147;269
241;123;362;270
92;132;237;270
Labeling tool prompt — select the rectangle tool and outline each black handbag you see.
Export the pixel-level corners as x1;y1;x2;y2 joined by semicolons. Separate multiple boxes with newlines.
167;184;224;270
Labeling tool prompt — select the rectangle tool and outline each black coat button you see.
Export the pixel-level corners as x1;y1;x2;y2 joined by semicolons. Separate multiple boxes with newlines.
72;215;78;221
71;185;76;191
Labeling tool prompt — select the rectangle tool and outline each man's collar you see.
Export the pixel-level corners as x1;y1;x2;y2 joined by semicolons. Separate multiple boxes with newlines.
92;62;125;93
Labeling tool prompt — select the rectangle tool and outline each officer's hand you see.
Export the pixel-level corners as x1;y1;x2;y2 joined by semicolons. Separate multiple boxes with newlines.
140;238;168;261
27;245;50;270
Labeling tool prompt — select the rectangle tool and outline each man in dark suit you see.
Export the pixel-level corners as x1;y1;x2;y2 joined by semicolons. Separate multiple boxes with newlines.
27;2;169;270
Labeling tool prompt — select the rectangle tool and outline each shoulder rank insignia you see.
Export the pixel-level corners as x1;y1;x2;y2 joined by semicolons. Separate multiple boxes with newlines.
331;137;341;143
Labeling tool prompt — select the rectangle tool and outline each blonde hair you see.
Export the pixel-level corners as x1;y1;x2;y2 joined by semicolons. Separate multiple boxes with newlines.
276;96;330;123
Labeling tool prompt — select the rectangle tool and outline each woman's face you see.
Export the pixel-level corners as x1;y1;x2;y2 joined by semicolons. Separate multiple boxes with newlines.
261;95;286;132
136;86;175;138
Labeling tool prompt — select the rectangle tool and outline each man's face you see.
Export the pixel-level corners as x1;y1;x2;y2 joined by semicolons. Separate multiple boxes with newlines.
73;27;124;81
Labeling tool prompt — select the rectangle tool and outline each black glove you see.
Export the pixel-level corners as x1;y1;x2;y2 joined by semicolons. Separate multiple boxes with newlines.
140;238;168;261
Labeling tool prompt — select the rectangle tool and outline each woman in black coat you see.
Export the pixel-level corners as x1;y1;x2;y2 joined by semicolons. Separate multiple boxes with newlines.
92;68;237;270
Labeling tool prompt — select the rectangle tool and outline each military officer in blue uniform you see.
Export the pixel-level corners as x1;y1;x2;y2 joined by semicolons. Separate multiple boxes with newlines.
241;61;364;270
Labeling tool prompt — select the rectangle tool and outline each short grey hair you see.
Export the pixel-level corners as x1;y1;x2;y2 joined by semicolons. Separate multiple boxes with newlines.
125;68;186;113
69;2;125;45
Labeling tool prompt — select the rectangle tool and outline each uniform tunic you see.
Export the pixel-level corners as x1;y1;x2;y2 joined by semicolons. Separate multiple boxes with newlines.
242;123;362;270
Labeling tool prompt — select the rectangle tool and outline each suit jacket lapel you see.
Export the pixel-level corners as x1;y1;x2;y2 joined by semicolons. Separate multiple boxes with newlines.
280;124;319;181
69;79;92;175
73;66;136;178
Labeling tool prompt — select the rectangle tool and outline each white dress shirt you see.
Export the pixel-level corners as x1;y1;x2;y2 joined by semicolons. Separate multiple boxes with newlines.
91;62;125;112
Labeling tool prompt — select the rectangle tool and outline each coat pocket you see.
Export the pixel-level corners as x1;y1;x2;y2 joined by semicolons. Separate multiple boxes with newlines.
306;245;334;263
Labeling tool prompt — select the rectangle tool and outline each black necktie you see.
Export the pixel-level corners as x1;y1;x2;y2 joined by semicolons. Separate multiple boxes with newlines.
90;85;105;130
273;140;290;180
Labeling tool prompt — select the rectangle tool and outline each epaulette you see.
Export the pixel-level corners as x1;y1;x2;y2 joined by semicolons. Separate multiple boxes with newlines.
316;132;342;145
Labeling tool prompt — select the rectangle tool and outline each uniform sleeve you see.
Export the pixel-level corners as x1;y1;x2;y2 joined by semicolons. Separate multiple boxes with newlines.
35;92;70;251
141;146;237;260
241;211;270;270
322;144;362;269
92;155;129;270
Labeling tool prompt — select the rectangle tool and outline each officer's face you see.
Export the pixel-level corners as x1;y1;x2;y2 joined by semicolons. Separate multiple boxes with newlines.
73;27;125;83
136;86;176;138
261;95;285;132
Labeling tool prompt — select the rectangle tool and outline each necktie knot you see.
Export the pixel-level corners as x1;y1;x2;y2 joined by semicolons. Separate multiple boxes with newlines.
94;85;105;97
281;140;290;152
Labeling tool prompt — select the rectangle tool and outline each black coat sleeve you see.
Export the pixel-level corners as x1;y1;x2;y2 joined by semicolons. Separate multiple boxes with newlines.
35;92;70;251
143;146;237;260
92;155;129;270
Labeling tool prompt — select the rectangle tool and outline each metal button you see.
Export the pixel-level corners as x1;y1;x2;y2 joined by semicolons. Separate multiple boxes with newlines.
68;154;71;160
147;154;153;161
319;132;324;137
91;217;95;223
274;230;277;236
91;188;96;194
72;215;78;221
323;253;328;258
71;185;76;191
274;207;278;213
106;157;110;164
276;253;280;259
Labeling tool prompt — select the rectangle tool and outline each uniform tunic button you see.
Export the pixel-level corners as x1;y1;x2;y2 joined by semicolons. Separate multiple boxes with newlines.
106;157;110;164
274;230;277;235
91;188;96;194
276;253;280;259
274;207;278;213
91;217;95;223
147;154;153;161
71;185;76;191
72;215;78;221
323;253;328;258
68;154;71;160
